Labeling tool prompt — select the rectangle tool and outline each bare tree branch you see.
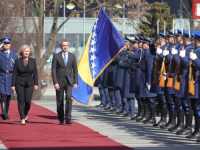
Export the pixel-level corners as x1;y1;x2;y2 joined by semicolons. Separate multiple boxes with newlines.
15;1;36;48
57;5;102;32
24;4;39;33
34;0;40;11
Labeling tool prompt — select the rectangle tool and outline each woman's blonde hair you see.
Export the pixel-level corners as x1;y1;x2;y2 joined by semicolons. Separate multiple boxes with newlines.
18;45;33;57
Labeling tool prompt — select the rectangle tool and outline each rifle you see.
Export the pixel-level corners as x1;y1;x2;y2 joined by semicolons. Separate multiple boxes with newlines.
159;21;167;87
153;20;161;85
188;21;195;95
167;19;176;88
174;20;184;90
125;36;134;53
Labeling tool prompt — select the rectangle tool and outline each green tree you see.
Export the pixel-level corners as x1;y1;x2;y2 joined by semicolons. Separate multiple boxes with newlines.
138;2;175;38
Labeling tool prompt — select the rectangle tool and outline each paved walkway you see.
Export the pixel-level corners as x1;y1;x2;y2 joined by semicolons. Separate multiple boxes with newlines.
33;100;200;150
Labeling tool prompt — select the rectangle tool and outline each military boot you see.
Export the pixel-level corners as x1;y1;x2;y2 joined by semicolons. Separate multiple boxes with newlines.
1;101;7;120
186;118;200;139
176;114;192;135
136;104;149;122
161;111;176;130
153;108;167;127
132;101;144;120
169;112;184;132
5;100;10;119
143;106;156;124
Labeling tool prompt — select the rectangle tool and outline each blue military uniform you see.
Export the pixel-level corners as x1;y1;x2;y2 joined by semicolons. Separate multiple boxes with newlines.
174;30;198;136
94;72;106;107
104;60;118;110
176;30;200;138
114;49;128;113
120;49;136;117
128;37;157;124
149;32;168;127
156;30;177;130
168;29;185;133
126;36;143;120
0;37;18;120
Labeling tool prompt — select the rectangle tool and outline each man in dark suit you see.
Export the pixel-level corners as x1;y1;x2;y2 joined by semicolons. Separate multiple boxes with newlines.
52;39;78;125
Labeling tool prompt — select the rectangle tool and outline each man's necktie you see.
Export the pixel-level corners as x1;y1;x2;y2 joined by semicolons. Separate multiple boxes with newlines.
5;52;9;58
64;53;67;66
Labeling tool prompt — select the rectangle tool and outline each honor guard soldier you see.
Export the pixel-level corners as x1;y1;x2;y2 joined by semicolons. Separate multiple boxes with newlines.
175;30;199;136
186;30;200;140
113;51;125;114
95;73;106;108
150;32;167;127
104;60;117;111
168;29;185;133
158;30;177;130
128;37;157;124
119;52;135;118
0;37;18;120
102;67;111;109
129;36;143;120
114;40;130;115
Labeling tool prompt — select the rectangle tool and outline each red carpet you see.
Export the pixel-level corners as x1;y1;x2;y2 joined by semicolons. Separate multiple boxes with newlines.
0;101;133;150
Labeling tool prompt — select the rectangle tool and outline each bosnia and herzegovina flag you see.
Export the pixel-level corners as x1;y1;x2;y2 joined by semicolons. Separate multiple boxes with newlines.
72;8;126;106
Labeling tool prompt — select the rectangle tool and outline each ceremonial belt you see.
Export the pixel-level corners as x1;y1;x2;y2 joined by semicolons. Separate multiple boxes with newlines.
140;70;145;73
0;70;13;73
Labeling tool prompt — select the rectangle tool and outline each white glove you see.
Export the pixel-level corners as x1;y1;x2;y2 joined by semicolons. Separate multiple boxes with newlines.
193;78;199;84
156;48;162;55
171;48;178;55
163;73;169;80
190;52;197;60
150;38;156;44
146;83;151;90
179;50;186;58
180;75;186;82
163;50;169;56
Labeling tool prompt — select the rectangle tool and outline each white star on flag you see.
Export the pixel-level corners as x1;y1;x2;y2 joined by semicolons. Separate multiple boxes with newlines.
92;32;97;39
96;18;98;24
90;54;96;61
90;40;96;46
92;70;96;76
93;24;97;29
90;47;96;53
91;63;96;69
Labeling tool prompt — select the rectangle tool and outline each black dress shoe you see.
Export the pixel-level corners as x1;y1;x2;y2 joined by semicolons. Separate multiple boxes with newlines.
66;120;73;124
143;117;156;124
131;115;137;120
153;120;166;127
123;112;130;117
59;121;64;125
176;127;192;135
21;123;26;125
100;104;106;108
115;110;122;114
110;108;117;112
104;106;111;110
25;119;28;123
95;104;102;108
186;130;200;139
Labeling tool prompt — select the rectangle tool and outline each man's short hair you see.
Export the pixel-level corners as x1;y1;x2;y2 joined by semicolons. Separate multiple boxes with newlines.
60;39;70;46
